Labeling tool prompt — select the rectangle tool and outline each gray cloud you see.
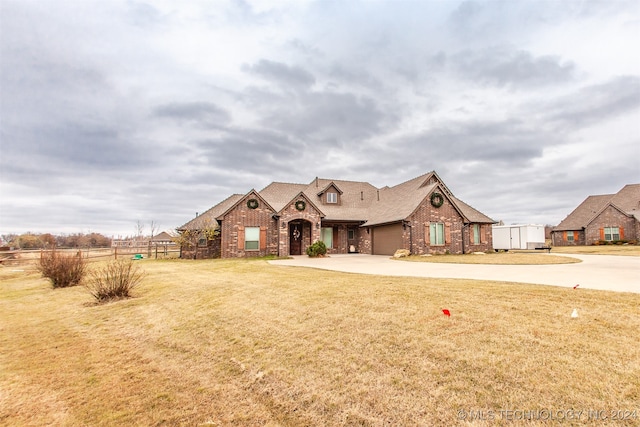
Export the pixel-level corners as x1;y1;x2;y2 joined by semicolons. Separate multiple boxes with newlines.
154;102;232;128
541;76;640;127
243;59;316;89
196;129;298;174
452;47;575;88
1;0;638;236
261;91;393;141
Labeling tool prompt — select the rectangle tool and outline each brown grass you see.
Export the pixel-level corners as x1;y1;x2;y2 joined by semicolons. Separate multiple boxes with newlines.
1;259;639;426
548;245;640;256
399;252;582;265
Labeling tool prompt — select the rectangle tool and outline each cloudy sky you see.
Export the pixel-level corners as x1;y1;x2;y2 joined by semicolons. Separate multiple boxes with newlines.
1;0;639;238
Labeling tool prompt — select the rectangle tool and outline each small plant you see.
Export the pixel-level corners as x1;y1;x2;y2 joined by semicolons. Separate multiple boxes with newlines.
37;250;87;288
85;259;144;302
306;240;327;257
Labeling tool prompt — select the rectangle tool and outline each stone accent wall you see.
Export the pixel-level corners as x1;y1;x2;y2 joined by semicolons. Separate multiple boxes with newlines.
358;228;372;254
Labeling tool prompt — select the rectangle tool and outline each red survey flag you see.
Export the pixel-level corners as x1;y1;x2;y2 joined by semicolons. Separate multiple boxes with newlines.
573;284;580;289
442;309;451;317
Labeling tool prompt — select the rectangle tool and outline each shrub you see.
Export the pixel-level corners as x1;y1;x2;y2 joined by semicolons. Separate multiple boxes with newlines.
306;240;327;257
85;259;144;302
37;250;87;288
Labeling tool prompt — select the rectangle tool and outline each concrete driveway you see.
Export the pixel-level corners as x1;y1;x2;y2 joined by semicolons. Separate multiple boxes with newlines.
269;253;640;294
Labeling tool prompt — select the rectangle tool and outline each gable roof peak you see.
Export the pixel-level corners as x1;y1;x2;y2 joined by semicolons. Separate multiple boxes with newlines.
317;181;344;196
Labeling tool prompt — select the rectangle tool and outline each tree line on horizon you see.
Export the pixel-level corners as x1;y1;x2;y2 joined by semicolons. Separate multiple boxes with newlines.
1;232;112;249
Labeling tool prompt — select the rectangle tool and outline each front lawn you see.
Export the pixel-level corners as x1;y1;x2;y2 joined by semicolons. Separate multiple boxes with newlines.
1;259;638;425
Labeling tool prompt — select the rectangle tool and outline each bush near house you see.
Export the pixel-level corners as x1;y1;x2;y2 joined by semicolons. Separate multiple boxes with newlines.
594;240;637;245
36;250;87;288
306;240;327;257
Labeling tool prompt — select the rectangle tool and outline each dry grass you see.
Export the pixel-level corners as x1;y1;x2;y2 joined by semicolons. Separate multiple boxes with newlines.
399;252;582;265
1;259;639;426
399;245;640;265
548;245;640;256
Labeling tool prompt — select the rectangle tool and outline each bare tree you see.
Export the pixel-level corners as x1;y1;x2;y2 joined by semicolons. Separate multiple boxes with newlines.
135;220;145;239
150;220;159;240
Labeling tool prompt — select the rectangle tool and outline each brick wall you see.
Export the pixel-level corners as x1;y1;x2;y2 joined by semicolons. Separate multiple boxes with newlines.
408;196;464;254
552;230;585;246
584;206;637;245
221;195;278;258
407;196;493;254
278;199;322;256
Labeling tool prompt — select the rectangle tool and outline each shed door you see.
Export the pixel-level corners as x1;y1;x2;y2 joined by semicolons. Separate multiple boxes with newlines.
510;227;521;249
372;223;403;255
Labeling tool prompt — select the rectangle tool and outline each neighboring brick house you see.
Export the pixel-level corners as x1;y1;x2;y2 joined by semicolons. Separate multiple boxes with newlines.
551;184;640;246
178;171;495;258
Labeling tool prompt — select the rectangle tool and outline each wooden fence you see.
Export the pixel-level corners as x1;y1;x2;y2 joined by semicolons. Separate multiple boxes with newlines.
0;245;181;267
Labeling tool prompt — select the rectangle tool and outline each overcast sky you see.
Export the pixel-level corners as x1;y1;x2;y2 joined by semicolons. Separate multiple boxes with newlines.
1;0;639;238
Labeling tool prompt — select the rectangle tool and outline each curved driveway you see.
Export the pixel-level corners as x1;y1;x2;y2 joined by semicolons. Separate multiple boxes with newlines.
269;254;640;294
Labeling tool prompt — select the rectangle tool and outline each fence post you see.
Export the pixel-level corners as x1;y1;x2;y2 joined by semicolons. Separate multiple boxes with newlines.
114;246;118;260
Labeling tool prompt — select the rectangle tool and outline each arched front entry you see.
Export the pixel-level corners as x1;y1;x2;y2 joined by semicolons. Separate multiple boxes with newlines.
288;219;312;255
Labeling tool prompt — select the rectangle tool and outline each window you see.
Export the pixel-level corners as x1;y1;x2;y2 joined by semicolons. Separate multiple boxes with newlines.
321;227;333;248
348;229;355;240
430;223;445;245
604;227;619;241
198;237;207;246
244;227;260;250
326;192;337;203
472;224;480;244
566;231;574;241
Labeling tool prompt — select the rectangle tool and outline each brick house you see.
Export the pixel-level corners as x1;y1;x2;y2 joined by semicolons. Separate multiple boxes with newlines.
178;171;495;258
551;184;640;246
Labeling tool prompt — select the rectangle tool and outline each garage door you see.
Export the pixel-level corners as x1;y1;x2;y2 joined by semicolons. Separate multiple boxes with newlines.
372;223;403;255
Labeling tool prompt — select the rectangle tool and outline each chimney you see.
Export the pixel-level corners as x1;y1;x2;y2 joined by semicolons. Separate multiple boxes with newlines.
315;176;318;187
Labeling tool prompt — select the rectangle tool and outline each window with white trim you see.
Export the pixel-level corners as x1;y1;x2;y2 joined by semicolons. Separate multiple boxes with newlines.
604;227;619;241
326;192;337;203
430;223;445;245
244;227;260;250
566;231;574;241
321;227;333;248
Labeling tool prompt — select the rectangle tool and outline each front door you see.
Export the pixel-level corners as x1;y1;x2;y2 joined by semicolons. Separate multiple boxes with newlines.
289;223;302;255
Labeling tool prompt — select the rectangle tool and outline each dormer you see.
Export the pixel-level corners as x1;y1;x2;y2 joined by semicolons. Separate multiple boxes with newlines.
317;182;343;205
